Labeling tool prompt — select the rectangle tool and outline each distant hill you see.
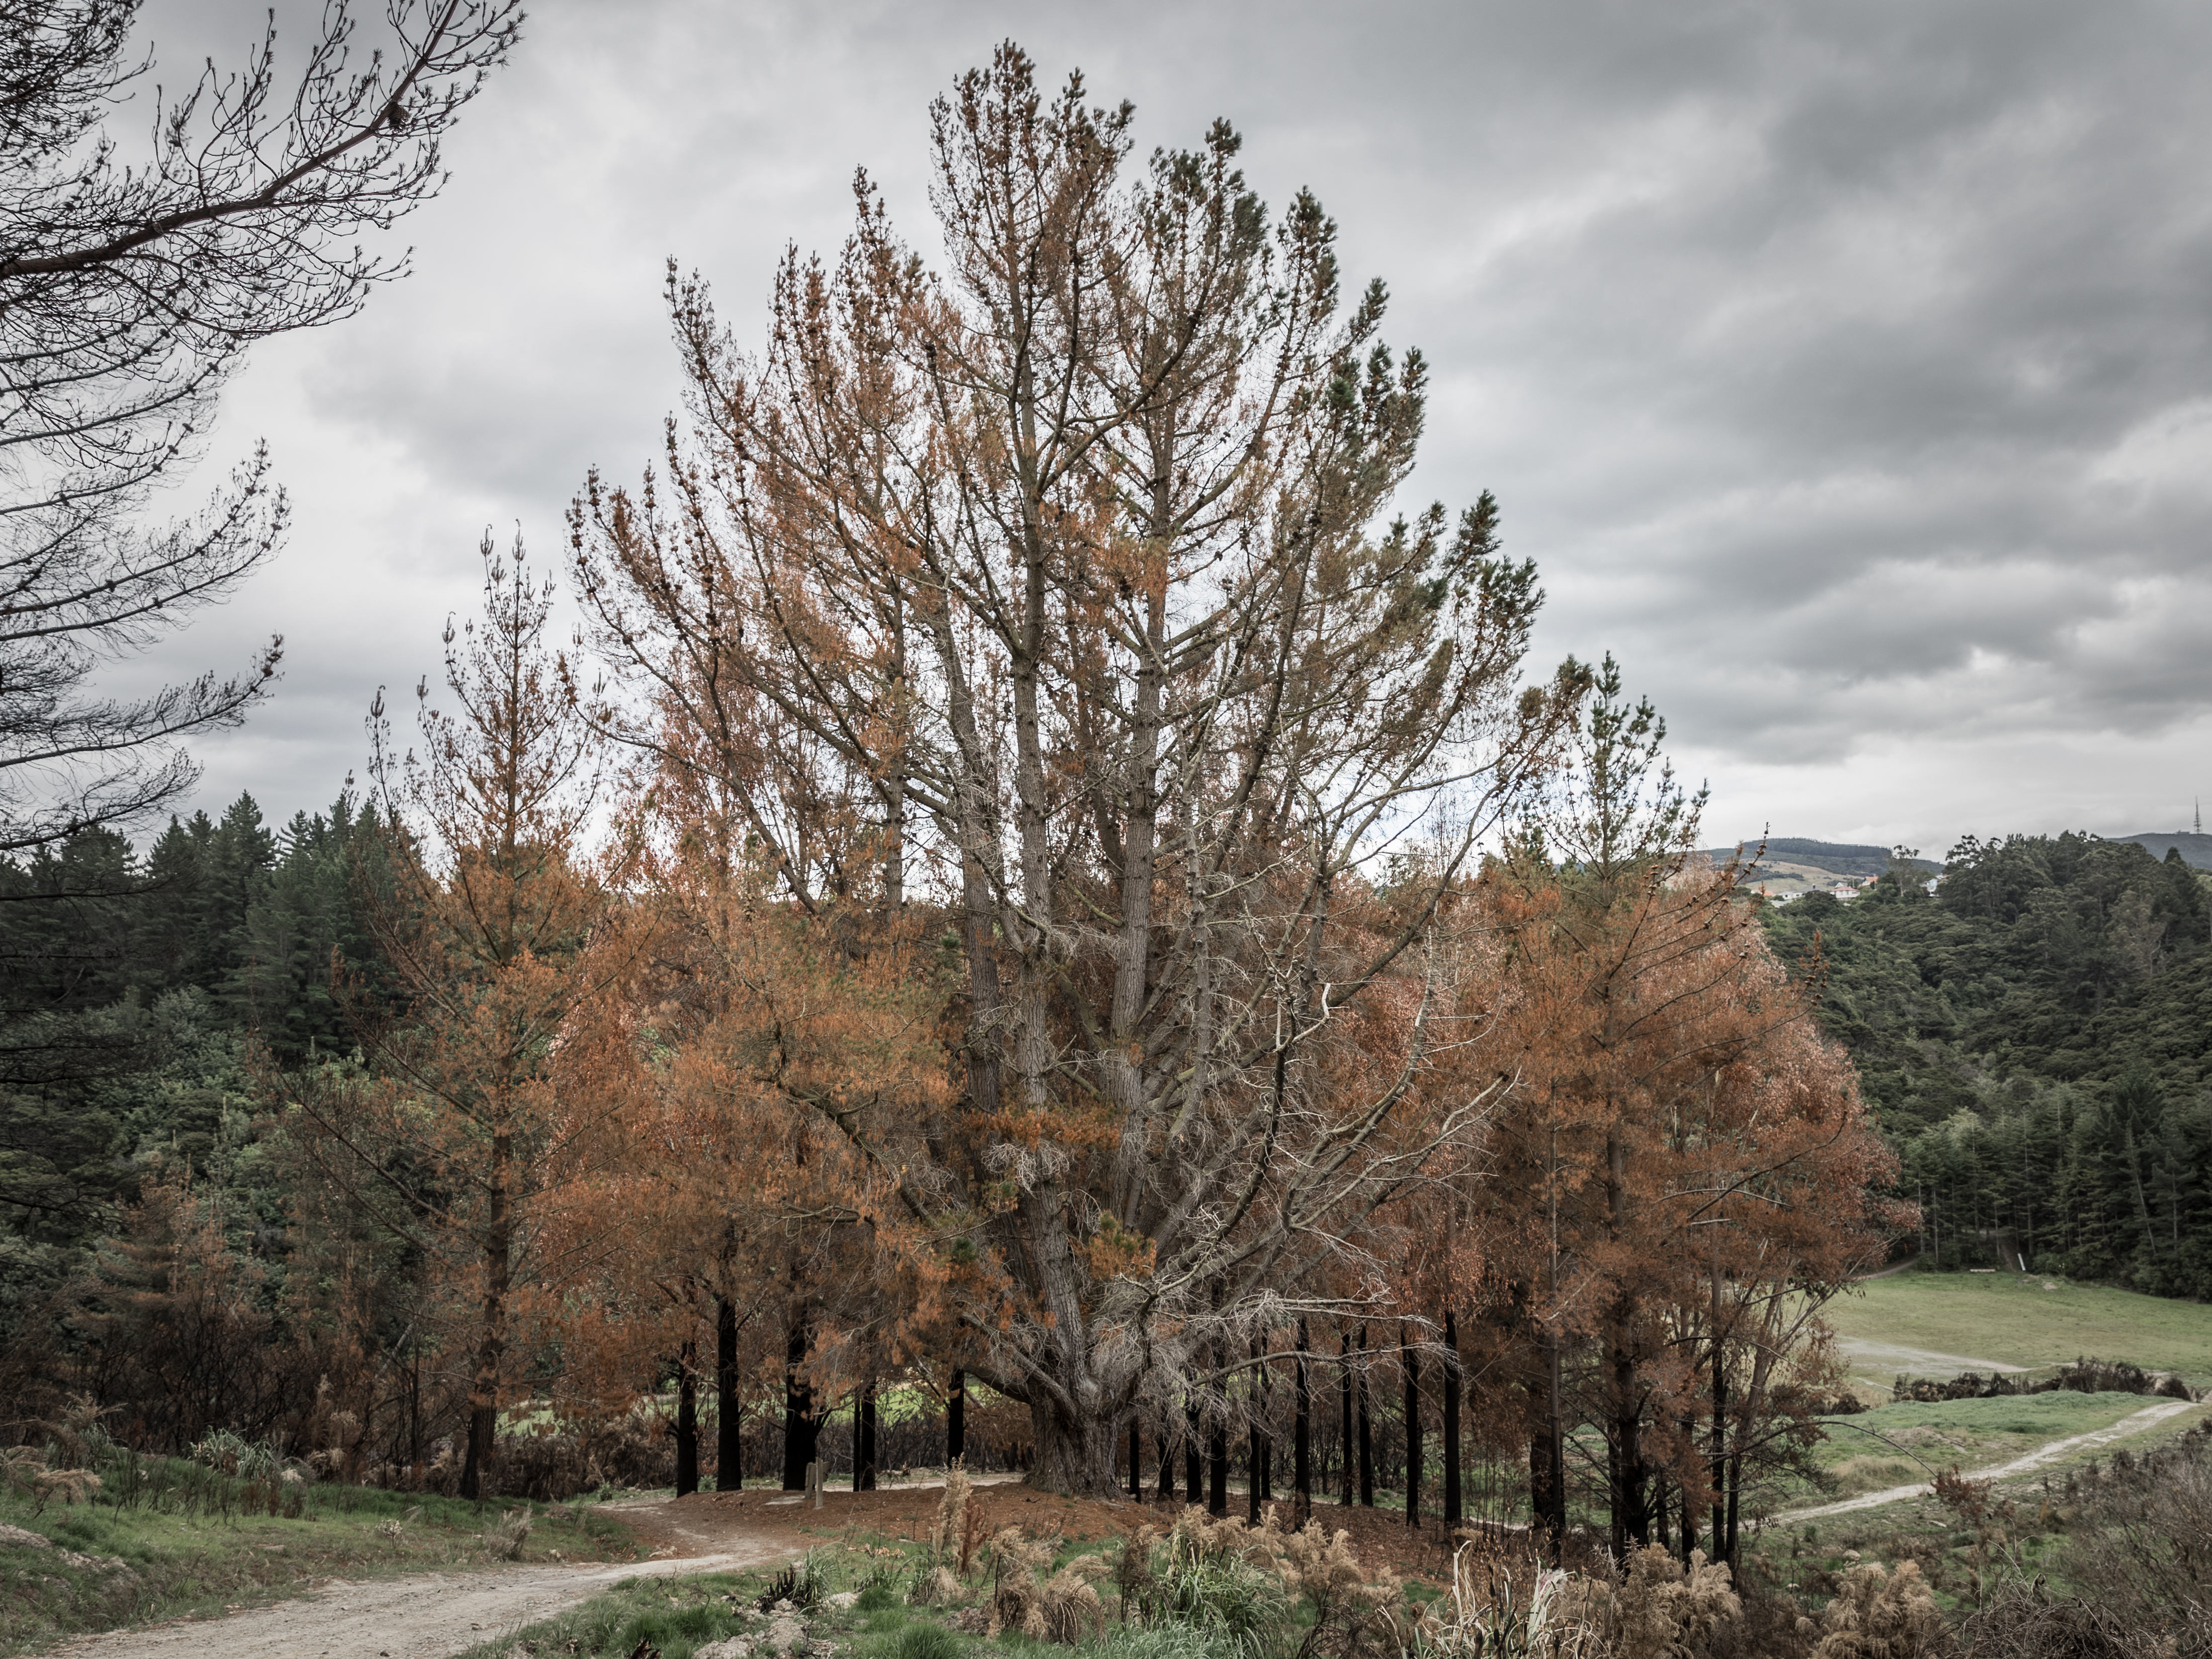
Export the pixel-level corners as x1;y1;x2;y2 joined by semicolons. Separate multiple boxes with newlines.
1699;838;1938;883
2113;831;2212;869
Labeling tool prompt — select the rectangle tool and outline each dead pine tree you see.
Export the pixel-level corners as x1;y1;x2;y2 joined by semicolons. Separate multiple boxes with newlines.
570;41;1572;1496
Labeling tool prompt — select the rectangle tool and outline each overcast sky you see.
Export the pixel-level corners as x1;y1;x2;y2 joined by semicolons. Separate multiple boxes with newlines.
123;0;2212;855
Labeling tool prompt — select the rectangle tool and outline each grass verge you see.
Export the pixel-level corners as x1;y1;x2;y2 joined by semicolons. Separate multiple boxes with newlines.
0;1453;637;1655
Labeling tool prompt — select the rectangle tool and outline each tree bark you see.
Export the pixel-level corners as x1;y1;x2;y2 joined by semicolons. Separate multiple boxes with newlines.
1605;1131;1650;1553
1209;1344;1229;1517
1031;1402;1121;1497
1185;1384;1203;1504
1129;1422;1143;1499
1357;1325;1375;1507
1295;1321;1313;1522
1340;1325;1355;1506
459;1129;511;1501
858;1379;878;1491
1529;1357;1565;1560
716;1297;741;1490
676;1341;700;1498
947;1368;965;1465
1403;1327;1421;1528
783;1320;814;1490
1442;1308;1462;1531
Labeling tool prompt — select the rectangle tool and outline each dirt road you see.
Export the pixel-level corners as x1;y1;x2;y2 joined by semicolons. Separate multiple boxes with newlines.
45;1530;794;1659
1777;1398;2201;1523
39;1476;1062;1659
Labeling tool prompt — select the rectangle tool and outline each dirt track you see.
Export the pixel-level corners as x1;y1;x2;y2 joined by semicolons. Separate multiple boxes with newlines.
40;1478;1118;1659
45;1526;794;1659
40;1474;1467;1658
1776;1398;2202;1523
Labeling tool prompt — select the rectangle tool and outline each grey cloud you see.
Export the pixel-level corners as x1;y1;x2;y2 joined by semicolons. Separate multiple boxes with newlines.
116;0;2212;841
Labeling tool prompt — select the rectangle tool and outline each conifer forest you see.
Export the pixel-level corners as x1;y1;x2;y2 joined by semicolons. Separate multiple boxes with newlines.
3;10;2209;1659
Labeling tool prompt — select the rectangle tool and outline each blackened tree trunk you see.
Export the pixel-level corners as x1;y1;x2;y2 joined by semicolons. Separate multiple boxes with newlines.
1709;1304;1727;1561
858;1379;878;1490
1530;1349;1566;1560
1295;1322;1312;1520
1129;1423;1141;1498
1340;1325;1355;1506
947;1369;965;1464
458;1133;512;1501
1209;1347;1229;1517
1248;1417;1265;1522
1185;1387;1203;1503
1442;1308;1462;1530
1357;1326;1375;1507
1256;1345;1274;1530
677;1340;701;1496
1156;1417;1173;1501
1403;1327;1421;1528
716;1297;742;1490
1716;1451;1734;1575
783;1322;815;1490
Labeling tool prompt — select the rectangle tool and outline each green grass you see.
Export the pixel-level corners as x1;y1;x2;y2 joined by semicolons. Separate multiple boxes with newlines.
1823;1268;2212;1392
446;1551;948;1659
1801;1391;2165;1498
0;1452;637;1655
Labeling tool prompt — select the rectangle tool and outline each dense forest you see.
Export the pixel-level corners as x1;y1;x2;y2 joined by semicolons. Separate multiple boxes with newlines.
1762;833;2212;1298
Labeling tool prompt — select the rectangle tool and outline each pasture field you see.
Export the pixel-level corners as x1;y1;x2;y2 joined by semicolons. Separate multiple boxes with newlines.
1821;1268;2212;1396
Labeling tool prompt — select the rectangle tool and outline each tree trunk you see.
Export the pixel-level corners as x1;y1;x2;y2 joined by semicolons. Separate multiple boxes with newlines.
676;1341;700;1497
459;1132;511;1501
1247;1338;1268;1522
1605;1129;1650;1553
1030;1398;1122;1497
1709;1344;1728;1560
1208;1418;1229;1516
947;1368;965;1465
1442;1309;1461;1531
1404;1327;1421;1529
1295;1322;1313;1521
858;1379;878;1490
1209;1344;1229;1517
783;1321;813;1490
1725;1450;1742;1568
1529;1359;1565;1560
1357;1325;1375;1507
1339;1325;1354;1506
1185;1385;1203;1503
1156;1417;1174;1502
716;1297;741;1490
1129;1422;1142;1499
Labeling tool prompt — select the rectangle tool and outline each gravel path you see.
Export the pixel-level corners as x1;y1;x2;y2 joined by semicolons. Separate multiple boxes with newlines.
1776;1398;2200;1523
1834;1336;2033;1376
44;1534;795;1659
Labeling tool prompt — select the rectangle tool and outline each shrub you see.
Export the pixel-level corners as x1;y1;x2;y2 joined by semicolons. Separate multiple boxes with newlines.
484;1503;533;1561
1806;1561;1944;1659
984;1526;1110;1643
1560;1545;1743;1659
1964;1422;2212;1658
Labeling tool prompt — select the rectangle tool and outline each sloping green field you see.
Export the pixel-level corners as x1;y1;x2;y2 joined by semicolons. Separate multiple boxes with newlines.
1822;1269;2212;1396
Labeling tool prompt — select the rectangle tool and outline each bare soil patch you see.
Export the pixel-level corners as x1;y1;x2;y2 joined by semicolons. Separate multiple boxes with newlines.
646;1482;1463;1584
